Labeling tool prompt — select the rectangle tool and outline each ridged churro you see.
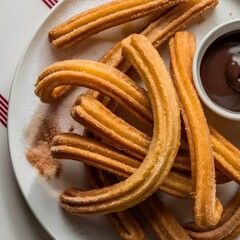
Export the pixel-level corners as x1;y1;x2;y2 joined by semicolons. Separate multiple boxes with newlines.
51;132;142;179
87;166;191;239
49;0;186;50
86;166;145;240
51;132;192;198
60;34;181;215
169;31;223;228
140;193;192;239
35;59;152;127
210;126;240;184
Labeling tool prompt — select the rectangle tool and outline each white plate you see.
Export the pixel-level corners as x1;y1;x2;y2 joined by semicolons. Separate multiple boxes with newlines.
8;0;240;239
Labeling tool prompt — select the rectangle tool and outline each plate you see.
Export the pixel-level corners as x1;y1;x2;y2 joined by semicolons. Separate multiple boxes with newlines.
8;0;240;239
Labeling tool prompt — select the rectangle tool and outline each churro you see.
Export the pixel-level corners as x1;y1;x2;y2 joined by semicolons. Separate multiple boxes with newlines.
51;132;142;179
51;132;192;198
86;166;145;240
60;34;181;215
169;31;223;228
35;59;152;127
49;0;186;50
210;126;240;184
140;193;191;240
87;166;191;239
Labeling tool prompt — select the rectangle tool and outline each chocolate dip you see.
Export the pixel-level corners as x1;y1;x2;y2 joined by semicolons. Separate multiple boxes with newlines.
200;31;240;112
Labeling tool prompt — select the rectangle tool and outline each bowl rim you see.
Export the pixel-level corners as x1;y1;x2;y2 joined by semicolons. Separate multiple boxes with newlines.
193;18;240;121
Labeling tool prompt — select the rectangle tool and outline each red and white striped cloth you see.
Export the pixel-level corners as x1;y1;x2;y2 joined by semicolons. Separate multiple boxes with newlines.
0;94;8;128
0;1;59;239
0;0;58;129
42;0;58;9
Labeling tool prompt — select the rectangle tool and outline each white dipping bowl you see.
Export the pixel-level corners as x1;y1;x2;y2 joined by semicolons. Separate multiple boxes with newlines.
193;19;240;121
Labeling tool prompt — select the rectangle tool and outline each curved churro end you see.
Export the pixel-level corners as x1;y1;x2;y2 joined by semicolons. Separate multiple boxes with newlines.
169;31;223;228
35;59;153;126
71;94;151;160
187;189;240;240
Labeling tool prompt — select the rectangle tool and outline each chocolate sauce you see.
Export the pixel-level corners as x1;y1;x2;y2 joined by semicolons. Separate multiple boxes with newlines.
200;31;240;112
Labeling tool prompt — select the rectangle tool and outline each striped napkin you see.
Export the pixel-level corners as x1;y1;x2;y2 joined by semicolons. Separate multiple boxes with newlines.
0;0;59;129
42;0;59;9
0;1;58;239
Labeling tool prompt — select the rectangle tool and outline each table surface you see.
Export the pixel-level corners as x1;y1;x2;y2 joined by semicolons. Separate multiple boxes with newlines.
0;0;57;239
2;1;240;240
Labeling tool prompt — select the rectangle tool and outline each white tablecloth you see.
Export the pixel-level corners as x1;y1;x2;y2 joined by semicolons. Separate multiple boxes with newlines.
0;1;58;239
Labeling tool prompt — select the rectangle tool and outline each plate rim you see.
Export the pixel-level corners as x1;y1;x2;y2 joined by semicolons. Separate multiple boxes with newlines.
7;1;240;239
7;1;65;239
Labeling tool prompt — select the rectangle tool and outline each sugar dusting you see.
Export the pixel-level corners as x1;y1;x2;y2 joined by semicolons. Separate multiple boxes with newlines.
24;87;85;180
26;141;62;179
25;116;62;179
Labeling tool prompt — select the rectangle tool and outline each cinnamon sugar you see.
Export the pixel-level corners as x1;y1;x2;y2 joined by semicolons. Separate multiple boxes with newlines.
26;117;62;179
26;141;62;179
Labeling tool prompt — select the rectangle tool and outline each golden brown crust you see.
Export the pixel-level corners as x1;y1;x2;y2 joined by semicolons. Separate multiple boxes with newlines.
71;94;151;160
169;31;222;228
49;0;186;50
210;126;240;184
51;132;192;198
140;194;191;240
35;60;152;127
86;166;145;240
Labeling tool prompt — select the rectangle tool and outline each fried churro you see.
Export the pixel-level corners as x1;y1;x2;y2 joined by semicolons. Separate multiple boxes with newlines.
51;132;142;179
87;166;191;239
86;166;145;240
35;59;152;127
60;34;181;215
210;126;240;184
140;193;192;240
30;0;240;237
49;0;186;50
51;132;191;198
169;31;223;228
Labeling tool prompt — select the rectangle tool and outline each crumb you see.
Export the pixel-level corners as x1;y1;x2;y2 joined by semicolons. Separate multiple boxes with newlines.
197;17;206;25
68;125;75;132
